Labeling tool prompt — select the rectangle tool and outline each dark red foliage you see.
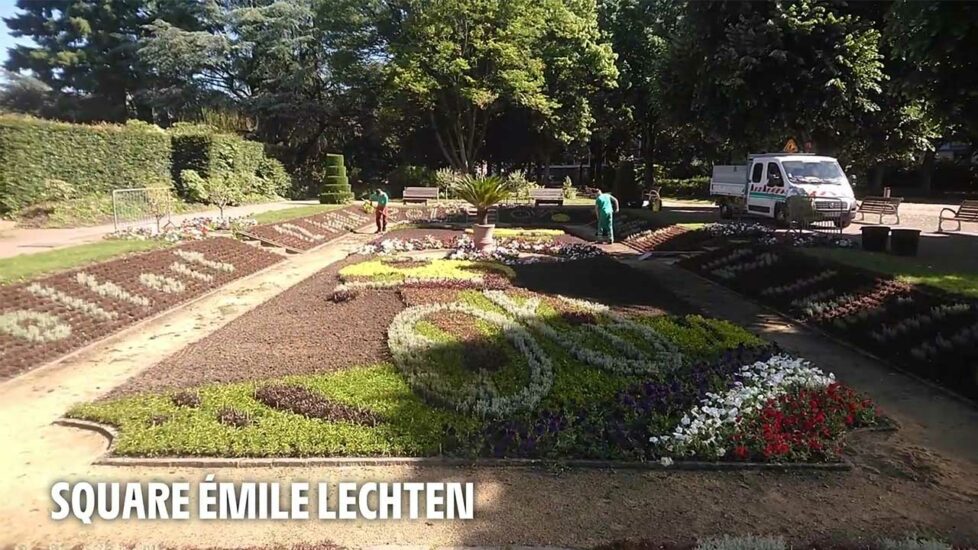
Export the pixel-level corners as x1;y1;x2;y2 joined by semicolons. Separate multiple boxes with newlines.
216;408;251;428
559;310;599;326
255;384;379;426
171;390;201;408
148;414;171;426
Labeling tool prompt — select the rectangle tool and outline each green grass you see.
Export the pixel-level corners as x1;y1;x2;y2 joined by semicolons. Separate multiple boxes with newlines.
249;204;346;224
0;239;171;285
802;247;978;298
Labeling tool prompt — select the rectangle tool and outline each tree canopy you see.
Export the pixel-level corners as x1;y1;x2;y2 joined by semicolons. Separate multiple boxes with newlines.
2;0;974;194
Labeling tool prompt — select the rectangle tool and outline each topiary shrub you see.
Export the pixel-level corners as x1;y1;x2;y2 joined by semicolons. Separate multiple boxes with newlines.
318;153;354;204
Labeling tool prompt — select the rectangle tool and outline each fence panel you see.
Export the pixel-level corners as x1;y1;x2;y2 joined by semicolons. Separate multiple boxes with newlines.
111;187;176;232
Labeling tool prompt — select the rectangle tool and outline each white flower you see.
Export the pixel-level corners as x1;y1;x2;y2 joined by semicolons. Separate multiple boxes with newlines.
659;457;674;467
25;283;118;321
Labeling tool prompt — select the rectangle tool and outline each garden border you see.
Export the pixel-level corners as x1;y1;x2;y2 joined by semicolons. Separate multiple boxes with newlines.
0;239;289;384
676;261;978;410
55;417;872;472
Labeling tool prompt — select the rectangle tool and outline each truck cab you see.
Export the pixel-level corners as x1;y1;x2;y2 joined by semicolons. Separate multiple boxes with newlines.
710;154;856;227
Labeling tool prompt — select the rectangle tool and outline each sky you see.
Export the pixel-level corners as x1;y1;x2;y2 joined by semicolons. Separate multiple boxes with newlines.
0;0;30;69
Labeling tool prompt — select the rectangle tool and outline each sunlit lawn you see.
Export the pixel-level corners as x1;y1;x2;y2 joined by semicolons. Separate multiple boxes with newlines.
802;247;978;298
0;239;171;285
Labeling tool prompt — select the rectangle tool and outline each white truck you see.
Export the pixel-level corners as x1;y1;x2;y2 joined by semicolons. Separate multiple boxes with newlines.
710;153;857;228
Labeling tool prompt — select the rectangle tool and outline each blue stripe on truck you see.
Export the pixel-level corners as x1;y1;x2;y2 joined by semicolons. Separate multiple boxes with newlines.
748;192;787;201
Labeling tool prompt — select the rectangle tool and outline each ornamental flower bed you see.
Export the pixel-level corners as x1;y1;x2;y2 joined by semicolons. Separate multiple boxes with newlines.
623;225;715;253
69;280;879;463
0;237;282;379
241;205;373;251
681;245;978;400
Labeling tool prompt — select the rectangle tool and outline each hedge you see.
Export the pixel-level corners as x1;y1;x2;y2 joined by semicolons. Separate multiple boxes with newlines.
0;115;172;213
169;123;287;199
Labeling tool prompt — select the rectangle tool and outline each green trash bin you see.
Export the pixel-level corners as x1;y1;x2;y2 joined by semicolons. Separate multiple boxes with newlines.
861;226;890;252
890;228;921;256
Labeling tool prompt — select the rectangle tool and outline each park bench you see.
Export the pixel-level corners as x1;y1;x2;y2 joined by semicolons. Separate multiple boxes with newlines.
939;199;978;232
402;187;438;204
856;196;902;225
530;187;564;206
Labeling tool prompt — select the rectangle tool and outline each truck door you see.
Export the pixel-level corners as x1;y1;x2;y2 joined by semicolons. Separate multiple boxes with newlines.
745;160;771;216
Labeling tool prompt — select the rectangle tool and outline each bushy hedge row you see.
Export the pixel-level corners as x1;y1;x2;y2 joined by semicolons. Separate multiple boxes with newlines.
0;116;291;215
0;116;172;213
657;177;710;199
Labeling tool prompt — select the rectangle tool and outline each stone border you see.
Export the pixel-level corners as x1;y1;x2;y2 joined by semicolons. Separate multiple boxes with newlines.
55;418;862;472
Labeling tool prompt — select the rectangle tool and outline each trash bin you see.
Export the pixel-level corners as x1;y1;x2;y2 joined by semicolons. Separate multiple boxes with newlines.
890;228;921;257
861;226;890;252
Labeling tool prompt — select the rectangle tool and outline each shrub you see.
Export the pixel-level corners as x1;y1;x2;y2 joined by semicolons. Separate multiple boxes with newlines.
181;169;245;218
387;164;436;197
0;115;172;214
562;176;577;199
657;177;711;199
170;124;287;201
318;153;354;204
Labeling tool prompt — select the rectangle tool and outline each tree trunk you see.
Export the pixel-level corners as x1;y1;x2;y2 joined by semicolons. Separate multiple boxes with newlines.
477;208;489;225
919;149;936;196
642;120;656;188
871;165;885;194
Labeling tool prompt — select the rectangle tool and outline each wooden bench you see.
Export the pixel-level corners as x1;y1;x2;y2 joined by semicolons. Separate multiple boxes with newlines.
856;196;902;225
939;199;978;232
402;187;438;204
530;187;564;206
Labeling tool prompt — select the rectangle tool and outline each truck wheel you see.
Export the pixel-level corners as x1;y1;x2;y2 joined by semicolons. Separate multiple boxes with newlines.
774;204;789;228
719;202;734;219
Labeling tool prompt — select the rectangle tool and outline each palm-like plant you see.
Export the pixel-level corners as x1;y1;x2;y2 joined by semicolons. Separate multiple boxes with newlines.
451;175;517;225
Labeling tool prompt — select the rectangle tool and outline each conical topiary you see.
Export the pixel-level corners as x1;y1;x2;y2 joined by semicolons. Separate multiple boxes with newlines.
318;153;354;204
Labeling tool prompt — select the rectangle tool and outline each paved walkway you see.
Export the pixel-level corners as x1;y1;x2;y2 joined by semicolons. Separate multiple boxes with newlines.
0;200;318;260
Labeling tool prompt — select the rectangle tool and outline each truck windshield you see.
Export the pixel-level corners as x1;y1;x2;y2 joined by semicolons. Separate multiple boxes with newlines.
782;160;845;185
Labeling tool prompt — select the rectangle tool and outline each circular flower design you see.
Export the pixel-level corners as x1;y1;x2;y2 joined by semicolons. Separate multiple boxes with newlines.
388;302;554;417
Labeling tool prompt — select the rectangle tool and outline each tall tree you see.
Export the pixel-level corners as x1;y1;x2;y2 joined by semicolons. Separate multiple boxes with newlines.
888;0;978;142
665;0;884;154
140;0;385;180
385;0;616;173
598;0;678;186
3;0;195;121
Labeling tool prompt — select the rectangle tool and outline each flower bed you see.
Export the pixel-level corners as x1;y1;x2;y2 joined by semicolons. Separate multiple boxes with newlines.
69;280;878;463
0;237;283;379
331;258;516;301
623;225;715;253
240;205;373;251
681;245;978;400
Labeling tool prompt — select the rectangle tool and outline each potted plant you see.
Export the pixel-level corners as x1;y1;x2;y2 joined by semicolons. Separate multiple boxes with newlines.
451;174;517;250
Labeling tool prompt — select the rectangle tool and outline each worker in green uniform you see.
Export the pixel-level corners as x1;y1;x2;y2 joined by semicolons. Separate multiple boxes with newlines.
594;187;620;243
369;188;390;233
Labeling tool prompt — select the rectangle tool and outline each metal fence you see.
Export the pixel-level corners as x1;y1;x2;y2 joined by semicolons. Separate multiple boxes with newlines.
111;187;176;232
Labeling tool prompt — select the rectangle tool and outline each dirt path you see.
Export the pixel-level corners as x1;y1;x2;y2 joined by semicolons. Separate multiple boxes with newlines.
2;241;977;548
